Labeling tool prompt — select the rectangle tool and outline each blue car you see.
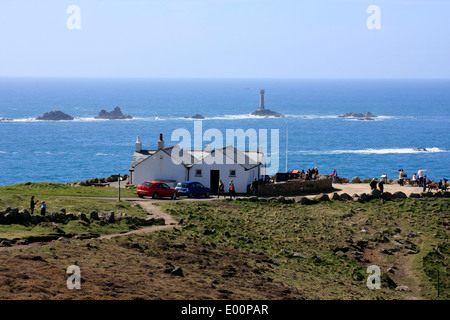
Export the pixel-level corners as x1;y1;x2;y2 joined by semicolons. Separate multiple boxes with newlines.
175;181;211;198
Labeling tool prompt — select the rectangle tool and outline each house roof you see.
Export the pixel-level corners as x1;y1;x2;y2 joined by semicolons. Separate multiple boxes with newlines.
130;145;263;171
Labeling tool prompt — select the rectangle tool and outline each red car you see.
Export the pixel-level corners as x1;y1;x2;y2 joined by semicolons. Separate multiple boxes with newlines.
136;181;178;199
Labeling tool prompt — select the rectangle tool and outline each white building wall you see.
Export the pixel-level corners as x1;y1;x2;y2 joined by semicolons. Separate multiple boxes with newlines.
191;162;260;193
131;150;187;187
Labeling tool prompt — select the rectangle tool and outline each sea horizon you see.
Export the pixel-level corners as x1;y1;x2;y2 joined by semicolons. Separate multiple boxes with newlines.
1;78;449;186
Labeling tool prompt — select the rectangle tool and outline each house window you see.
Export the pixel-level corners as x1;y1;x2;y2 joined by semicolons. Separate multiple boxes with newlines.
229;169;236;177
195;169;202;177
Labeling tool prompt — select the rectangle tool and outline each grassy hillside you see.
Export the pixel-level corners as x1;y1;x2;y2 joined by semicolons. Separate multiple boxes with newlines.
0;195;447;300
0;183;150;240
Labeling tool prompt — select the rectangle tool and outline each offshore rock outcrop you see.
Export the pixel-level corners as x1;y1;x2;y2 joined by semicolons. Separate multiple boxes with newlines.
338;112;377;120
185;114;205;119
95;107;132;120
36;110;74;121
250;109;284;117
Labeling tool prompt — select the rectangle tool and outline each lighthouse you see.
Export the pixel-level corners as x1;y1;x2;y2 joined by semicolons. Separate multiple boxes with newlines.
250;89;284;117
259;89;265;110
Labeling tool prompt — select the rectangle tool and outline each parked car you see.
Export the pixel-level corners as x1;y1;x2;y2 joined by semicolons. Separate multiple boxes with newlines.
136;181;178;199
175;181;210;198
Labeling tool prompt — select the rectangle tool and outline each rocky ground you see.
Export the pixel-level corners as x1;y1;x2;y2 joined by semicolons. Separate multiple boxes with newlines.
0;195;447;300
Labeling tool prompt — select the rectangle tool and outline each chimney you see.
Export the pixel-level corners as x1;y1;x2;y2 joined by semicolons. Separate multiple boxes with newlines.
158;133;164;150
135;136;142;152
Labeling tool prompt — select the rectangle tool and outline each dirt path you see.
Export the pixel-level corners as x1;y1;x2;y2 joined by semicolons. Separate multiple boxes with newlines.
98;201;178;240
0;202;178;250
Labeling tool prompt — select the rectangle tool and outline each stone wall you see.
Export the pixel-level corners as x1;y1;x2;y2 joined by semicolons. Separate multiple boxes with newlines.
258;177;333;196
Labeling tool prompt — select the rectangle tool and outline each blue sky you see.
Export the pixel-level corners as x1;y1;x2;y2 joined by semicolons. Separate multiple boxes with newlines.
0;0;449;78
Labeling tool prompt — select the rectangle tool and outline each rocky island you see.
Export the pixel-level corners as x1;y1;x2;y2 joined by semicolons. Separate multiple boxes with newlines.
95;106;132;120
36;110;74;121
338;112;377;120
185;114;205;119
250;90;284;118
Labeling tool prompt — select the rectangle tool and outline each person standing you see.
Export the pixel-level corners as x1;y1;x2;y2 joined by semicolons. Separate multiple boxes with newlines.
378;180;385;194
217;179;225;198
40;201;46;217
229;180;235;199
30;196;39;215
417;168;429;187
398;169;404;186
423;175;428;192
250;177;259;196
370;179;377;191
330;168;337;184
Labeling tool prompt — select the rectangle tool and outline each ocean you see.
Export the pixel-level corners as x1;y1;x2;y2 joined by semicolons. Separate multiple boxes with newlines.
0;78;449;186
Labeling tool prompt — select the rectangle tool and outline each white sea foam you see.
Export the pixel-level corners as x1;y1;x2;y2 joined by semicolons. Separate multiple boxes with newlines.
3;114;399;122
290;147;447;155
95;153;121;157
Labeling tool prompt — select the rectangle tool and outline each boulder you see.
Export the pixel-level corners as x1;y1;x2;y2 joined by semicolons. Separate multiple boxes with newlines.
381;192;393;201
314;193;330;202
77;212;89;223
420;192;434;198
102;211;115;223
339;193;352;201
170;267;184;277
395;285;411;292
0;240;12;247
371;189;382;199
331;193;341;201
297;197;313;205
351;177;361;184
65;212;76;220
18;209;31;223
409;193;421;198
393;191;407;199
89;211;99;220
359;193;371;202
155;217;165;225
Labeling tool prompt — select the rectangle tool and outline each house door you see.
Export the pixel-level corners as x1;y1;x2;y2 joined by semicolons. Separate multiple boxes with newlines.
210;170;220;194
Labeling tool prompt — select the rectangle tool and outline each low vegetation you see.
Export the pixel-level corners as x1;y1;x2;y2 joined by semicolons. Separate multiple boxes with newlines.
0;183;148;240
0;183;447;300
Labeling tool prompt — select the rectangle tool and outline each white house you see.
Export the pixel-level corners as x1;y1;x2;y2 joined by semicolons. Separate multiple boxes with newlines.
129;134;266;194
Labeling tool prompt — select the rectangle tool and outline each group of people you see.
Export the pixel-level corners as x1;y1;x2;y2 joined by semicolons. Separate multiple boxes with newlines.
217;179;236;199
30;196;46;216
370;178;385;193
400;168;429;189
397;168;447;192
217;177;261;200
299;167;319;181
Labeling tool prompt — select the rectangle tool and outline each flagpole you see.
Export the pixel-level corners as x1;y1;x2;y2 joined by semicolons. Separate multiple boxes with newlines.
286;126;288;172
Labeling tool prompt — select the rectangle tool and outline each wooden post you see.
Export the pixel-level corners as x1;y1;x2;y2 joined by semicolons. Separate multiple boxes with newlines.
286;126;288;172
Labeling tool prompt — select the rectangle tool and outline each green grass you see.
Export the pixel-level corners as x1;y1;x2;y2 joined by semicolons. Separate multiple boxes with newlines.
157;198;449;299
0;183;153;240
0;182;137;198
